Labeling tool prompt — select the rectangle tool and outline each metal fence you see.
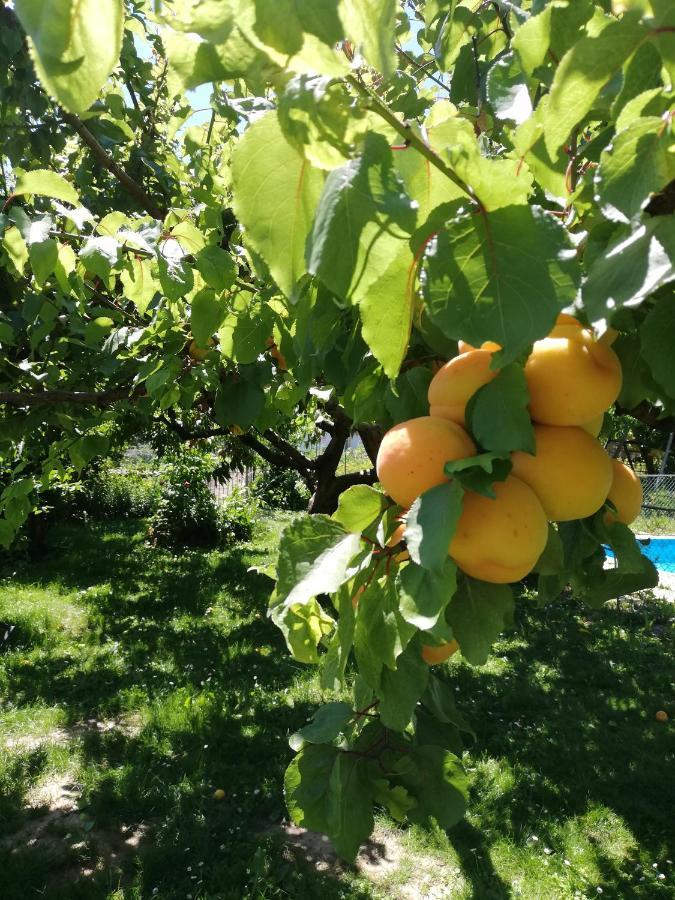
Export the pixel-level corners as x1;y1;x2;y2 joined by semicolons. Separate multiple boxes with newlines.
635;475;675;580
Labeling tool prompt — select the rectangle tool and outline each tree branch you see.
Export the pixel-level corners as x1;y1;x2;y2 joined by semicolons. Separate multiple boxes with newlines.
262;429;314;474
347;75;475;203
616;402;675;435
0;388;144;407
60;111;167;220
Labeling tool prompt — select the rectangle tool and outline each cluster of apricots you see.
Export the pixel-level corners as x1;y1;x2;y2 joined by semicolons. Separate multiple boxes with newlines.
374;315;643;663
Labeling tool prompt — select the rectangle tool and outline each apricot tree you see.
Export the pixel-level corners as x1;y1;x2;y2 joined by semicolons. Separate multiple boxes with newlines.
1;0;674;861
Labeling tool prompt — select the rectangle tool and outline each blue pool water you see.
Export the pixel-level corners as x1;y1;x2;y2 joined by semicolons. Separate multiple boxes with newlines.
607;536;675;574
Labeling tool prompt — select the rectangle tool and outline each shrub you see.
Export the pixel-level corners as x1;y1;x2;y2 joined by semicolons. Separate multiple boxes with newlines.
217;487;258;544
149;452;220;548
250;465;310;511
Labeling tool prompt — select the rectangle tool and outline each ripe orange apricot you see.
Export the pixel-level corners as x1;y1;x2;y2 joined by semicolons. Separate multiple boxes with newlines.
525;328;622;426
428;350;498;426
655;710;669;722
457;339;502;354
511;425;613;521
580;413;604;438
386;522;409;563
448;476;548;583
265;336;288;370
605;459;643;525
376;416;476;509
422;639;459;665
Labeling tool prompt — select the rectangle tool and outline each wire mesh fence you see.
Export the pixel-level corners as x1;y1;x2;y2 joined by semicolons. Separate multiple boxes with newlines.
634;475;675;578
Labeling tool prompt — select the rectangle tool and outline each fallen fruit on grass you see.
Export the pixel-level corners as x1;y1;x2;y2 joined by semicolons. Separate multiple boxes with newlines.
376;416;476;509
213;789;226;801
422;639;459;665
655;710;668;722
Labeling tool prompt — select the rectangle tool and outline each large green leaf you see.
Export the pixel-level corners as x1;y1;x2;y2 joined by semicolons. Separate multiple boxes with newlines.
232;112;324;298
307;132;418;378
397;559;458;631
291;701;354;750
511;0;595;77
447;577;514;665
423;206;578;364
354;579;413;689
191;289;228;347
13;169;79;206
406;481;464;573
333;485;387;534
377;641;430;731
641;293;675;400
15;0;124;114
444;453;512;498
467;364;535;454
284;743;338;835
393;744;468;830
276;515;362;608
595;116;675;223
543;14;647;159
326;753;375;861
582;218;675;321
341;0;397;78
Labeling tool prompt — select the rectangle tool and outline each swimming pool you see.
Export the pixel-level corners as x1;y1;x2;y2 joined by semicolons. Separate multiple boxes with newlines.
607;536;675;574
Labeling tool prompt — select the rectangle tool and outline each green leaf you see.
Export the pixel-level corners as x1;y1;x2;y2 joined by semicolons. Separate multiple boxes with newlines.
191;289;228;347
377;642;430;731
164;28;260;92
467;364;535;454
595;116;675;223
447;577;514;665
511;0;595;77
582;218;675;321
641;294;675;400
276;515;362;608
384;367;433;424
214;375;265;430
15;0;124;114
159;0;236;42
341;0;397;79
533;525;564;576
423;206;578;364
543;14;647;159
28;238;58;287
158;255;194;301
68;433;109;471
393;745;468;830
307;132;417;378
120;257;157;315
2;227;29;276
406;481;464;574
13;169;79;206
354;579;413;689
291;702;354;749
611;40;664;120
80;236;119;280
443;453;512;498
397;559;458;631
486;52;532;125
285;743;338;835
218;302;273;364
326;753;375;862
320;584;356;691
372;780;416;822
194;245;237;292
333;485;387;534
271;594;335;664
232;111;324;298
421;674;476;740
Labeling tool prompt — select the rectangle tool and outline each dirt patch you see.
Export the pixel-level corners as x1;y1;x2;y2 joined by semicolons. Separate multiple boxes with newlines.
281;823;466;898
2;712;143;752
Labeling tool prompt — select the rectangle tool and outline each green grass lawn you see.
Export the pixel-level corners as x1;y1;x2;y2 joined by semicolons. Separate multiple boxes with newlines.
0;516;673;899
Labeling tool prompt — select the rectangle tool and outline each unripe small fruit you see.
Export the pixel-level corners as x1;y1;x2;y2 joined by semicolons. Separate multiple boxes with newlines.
213;789;226;801
422;639;459;665
428;350;497;426
655;710;668;723
605;459;643;526
376;416;476;509
511;425;613;521
189;338;215;361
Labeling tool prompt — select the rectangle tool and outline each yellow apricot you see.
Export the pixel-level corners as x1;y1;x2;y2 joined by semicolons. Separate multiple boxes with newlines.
376;416;476;509
188;338;215;361
422;639;459;665
457;339;501;354
428;350;498;426
525;328;622;426
449;476;548;583
511;425;613;521
580;413;604;438
605;459;643;525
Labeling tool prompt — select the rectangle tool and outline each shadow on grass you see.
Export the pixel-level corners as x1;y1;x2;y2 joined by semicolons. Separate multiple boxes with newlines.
1;520;673;898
